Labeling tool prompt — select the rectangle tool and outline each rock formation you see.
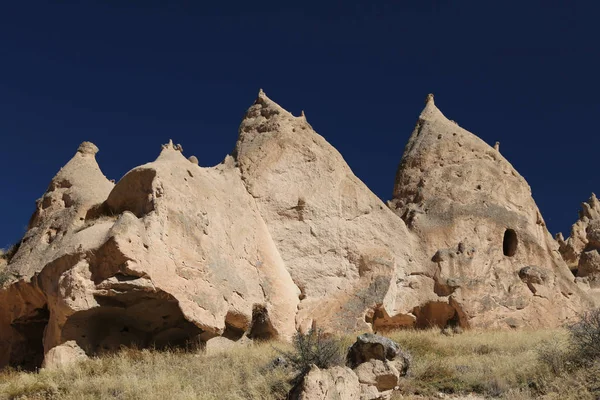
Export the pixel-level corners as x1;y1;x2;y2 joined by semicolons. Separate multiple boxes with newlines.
0;91;595;370
292;334;410;400
557;193;600;300
234;90;418;334
388;94;592;329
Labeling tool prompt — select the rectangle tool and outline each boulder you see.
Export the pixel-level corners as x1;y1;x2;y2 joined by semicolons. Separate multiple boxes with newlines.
41;340;87;369
347;334;409;395
290;365;361;400
347;333;410;373
353;359;399;391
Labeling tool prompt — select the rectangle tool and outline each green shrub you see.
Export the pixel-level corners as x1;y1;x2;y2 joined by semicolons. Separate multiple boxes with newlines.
278;328;344;383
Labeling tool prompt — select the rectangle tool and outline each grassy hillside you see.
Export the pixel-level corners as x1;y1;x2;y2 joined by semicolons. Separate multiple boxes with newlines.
0;328;596;400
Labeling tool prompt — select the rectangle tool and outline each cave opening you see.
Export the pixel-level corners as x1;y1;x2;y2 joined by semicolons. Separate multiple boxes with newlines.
62;291;203;356
503;229;518;257
9;306;49;371
247;305;276;341
413;301;467;329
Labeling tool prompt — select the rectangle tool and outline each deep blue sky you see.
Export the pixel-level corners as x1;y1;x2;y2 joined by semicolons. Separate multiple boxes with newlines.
0;1;598;248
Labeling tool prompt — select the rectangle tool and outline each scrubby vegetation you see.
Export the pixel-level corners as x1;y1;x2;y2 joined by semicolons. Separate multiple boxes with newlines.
3;315;600;399
276;328;345;385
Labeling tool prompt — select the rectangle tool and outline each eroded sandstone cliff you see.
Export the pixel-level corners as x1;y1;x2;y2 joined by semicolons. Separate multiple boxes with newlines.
389;95;591;329
0;92;593;370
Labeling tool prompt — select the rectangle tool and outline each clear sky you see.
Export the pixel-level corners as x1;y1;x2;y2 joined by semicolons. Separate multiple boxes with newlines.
0;1;598;249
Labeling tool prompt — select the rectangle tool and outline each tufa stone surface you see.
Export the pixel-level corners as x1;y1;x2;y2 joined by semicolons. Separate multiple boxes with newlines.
0;92;595;370
388;94;593;329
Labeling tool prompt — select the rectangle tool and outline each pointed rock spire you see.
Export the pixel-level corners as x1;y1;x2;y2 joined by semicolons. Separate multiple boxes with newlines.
236;90;297;157
161;139;183;152
250;89;291;118
418;93;446;122
157;139;186;162
77;141;99;156
48;142;112;196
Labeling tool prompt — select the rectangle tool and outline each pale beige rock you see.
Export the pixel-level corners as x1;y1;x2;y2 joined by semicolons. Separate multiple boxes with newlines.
0;138;299;369
205;336;251;355
359;383;393;400
0;92;596;371
354;359;399;391
42;340;87;369
389;94;593;328
0;143;114;369
291;365;361;400
556;193;600;271
235;90;418;334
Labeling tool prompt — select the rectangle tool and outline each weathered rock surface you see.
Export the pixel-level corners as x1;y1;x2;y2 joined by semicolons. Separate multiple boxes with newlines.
347;333;410;373
234;90;424;334
348;334;409;396
1;137;299;369
557;193;600;299
41;340;87;369
0;91;595;370
290;365;361;400
292;334;408;400
388;95;593;328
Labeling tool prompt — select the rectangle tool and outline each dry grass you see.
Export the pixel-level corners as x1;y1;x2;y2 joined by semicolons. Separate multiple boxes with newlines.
0;344;292;400
0;328;596;400
388;328;597;399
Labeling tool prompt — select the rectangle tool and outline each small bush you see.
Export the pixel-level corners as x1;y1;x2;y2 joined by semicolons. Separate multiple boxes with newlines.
537;337;573;374
278;328;344;383
569;308;600;366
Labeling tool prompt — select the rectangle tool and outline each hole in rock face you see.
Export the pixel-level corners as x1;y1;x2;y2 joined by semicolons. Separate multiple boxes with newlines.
222;311;249;341
247;305;276;341
503;229;518;257
367;305;416;332
62;291;203;355
222;323;246;341
9;306;49;371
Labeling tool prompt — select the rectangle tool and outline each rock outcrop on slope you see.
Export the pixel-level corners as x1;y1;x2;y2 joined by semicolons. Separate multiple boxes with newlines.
388;95;592;329
1;138;300;369
234;90;424;334
0;91;594;370
557;193;600;299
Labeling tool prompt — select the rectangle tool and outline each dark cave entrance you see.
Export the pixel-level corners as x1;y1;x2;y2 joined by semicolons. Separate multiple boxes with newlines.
62;290;204;356
503;229;518;257
247;305;276;341
9;306;49;371
413;301;467;329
